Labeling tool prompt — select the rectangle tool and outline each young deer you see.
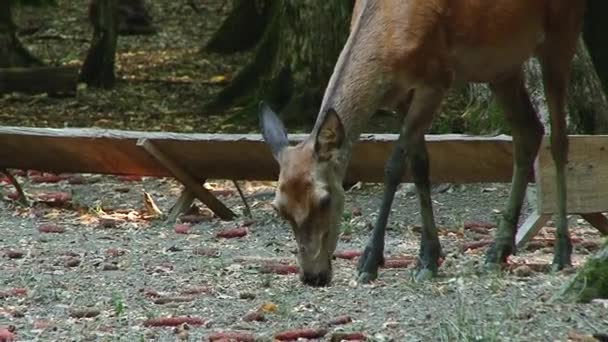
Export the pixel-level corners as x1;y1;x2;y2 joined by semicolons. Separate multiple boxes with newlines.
260;0;586;286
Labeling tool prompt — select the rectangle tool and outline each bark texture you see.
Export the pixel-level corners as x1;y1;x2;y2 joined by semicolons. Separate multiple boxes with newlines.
80;0;119;88
206;0;353;127
0;0;42;68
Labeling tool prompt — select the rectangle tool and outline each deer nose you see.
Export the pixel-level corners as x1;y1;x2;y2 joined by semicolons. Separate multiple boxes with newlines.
301;271;332;287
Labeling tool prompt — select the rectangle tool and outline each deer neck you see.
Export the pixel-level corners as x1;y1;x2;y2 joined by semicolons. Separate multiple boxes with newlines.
310;2;391;179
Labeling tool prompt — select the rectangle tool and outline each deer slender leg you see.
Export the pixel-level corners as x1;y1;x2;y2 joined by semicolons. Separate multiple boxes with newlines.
409;134;442;282
357;86;445;283
538;55;576;270
485;70;544;267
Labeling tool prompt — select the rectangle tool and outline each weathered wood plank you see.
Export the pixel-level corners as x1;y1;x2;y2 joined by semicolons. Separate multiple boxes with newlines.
580;213;608;236
536;136;608;214
515;211;552;248
0;126;516;184
137;139;236;221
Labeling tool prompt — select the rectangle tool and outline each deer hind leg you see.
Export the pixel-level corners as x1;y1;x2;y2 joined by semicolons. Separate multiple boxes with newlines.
537;39;579;270
357;85;446;284
485;70;544;267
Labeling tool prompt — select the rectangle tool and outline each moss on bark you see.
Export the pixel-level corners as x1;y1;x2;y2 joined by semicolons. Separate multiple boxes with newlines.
559;240;608;303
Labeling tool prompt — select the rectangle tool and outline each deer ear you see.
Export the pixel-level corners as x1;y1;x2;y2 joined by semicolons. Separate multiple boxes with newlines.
259;101;289;161
314;108;345;162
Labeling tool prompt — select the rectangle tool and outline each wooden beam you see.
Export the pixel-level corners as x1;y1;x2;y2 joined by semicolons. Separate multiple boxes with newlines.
0;126;517;184
515;211;552;248
167;188;196;223
0;66;79;95
137;138;236;221
536;136;608;214
580;213;608;236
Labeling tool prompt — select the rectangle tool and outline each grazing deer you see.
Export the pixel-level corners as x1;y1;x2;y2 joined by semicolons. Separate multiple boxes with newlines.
260;0;586;286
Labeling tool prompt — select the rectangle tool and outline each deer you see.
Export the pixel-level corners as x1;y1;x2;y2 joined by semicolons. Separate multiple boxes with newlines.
259;0;586;286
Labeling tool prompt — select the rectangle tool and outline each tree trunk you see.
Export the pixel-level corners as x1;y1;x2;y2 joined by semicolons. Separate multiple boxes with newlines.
80;0;119;88
116;0;156;36
0;0;42;67
559;240;608;303
206;0;353;127
204;0;272;54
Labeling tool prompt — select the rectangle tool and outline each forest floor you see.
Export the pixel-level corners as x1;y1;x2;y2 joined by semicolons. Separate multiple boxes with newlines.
1;1;607;341
1;175;607;341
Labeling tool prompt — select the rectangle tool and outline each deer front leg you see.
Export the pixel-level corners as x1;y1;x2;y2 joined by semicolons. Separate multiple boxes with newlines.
357;86;445;283
485;71;543;268
409;136;442;282
356;127;409;284
539;51;576;271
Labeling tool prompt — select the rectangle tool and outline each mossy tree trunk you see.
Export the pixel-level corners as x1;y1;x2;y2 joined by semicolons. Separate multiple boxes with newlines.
0;0;43;67
204;0;272;54
206;0;353;127
559;240;608;303
80;0;118;89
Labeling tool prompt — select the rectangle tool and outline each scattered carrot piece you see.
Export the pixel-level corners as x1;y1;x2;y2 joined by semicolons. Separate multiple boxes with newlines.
274;328;328;340
216;227;247;239
180;286;211;296
105;248;126;257
0;327;15;342
0;288;27;298
460;239;493;253
334;250;362;260
37;192;71;205
260;264;299;275
174;223;191;234
143;316;205;327
38;224;65;234
382;256;416;269
464;221;496;229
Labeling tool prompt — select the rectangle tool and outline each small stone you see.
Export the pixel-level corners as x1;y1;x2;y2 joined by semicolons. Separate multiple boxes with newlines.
238;292;256;300
65;257;81;267
101;263;119;271
513;265;533;277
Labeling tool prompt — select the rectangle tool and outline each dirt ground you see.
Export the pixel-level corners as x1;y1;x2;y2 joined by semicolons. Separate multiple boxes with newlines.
1;1;607;341
0;176;607;341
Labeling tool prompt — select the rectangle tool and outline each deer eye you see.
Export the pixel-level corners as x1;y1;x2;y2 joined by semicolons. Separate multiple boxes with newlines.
319;194;331;210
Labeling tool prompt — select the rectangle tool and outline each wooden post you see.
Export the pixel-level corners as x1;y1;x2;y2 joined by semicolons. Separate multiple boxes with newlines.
167;188;196;223
137;138;236;221
580;213;608;236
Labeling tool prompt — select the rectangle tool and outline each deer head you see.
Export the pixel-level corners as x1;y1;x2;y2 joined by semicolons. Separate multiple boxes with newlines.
260;102;346;286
